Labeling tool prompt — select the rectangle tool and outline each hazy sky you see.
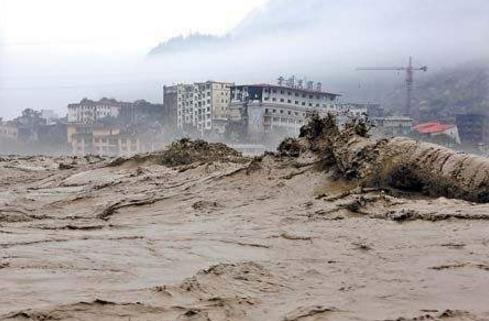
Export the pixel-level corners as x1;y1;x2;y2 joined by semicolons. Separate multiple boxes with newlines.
0;0;266;51
0;0;487;120
0;0;268;119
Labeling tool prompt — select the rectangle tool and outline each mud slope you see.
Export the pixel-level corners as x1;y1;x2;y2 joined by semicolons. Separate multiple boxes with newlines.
1;139;489;321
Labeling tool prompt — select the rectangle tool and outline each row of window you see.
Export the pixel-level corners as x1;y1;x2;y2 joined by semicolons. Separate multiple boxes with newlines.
264;89;324;100
178;98;228;106
72;105;114;109
178;107;211;115
178;92;213;99
264;97;324;107
265;108;307;117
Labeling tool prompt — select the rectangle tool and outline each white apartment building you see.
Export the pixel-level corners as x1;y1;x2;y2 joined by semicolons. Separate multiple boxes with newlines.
229;83;343;140
164;81;232;135
67;98;131;124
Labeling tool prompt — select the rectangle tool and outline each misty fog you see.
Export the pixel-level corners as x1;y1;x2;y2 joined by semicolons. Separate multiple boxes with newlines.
1;0;488;119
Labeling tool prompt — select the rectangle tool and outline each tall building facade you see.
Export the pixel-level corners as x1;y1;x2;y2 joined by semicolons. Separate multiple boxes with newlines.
163;81;233;135
228;83;343;141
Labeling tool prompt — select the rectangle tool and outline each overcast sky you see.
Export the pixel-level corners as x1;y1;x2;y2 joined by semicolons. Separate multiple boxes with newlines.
0;0;267;119
0;0;487;119
0;0;266;51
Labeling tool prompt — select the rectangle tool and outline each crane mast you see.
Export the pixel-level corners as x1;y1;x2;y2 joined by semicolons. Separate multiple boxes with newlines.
357;57;428;117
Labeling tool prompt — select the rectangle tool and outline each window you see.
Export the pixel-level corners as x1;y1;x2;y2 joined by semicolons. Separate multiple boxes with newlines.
265;109;269;114
273;109;276;113
280;98;285;102
295;101;299;105
272;98;277;102
280;110;284;114
287;91;291;96
288;111;291;115
287;100;292;104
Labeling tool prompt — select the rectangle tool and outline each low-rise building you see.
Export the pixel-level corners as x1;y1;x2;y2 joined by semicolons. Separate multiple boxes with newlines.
70;124;164;156
370;116;413;137
66;98;166;155
68;98;132;124
414;122;461;145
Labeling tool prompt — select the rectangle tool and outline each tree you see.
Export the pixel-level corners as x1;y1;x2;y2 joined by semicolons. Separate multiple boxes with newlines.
16;108;46;127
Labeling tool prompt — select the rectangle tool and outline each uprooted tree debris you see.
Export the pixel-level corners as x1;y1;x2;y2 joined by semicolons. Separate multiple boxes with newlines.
282;113;489;203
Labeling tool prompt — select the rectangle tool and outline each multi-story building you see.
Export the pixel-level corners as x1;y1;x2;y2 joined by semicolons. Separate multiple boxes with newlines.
456;113;489;146
228;83;343;142
66;98;165;153
163;81;233;135
67;98;132;124
70;125;164;156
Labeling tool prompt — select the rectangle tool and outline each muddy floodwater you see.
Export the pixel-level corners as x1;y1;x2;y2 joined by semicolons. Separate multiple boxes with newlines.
1;149;489;321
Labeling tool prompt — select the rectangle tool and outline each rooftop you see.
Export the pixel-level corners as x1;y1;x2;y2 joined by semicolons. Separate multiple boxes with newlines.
414;122;456;134
234;83;341;97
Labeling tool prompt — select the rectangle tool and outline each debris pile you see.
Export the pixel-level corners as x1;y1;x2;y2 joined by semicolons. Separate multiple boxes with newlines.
158;139;243;167
282;113;489;203
110;138;246;168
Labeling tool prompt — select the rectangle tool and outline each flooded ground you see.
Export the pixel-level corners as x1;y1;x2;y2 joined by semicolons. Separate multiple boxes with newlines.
1;149;489;321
